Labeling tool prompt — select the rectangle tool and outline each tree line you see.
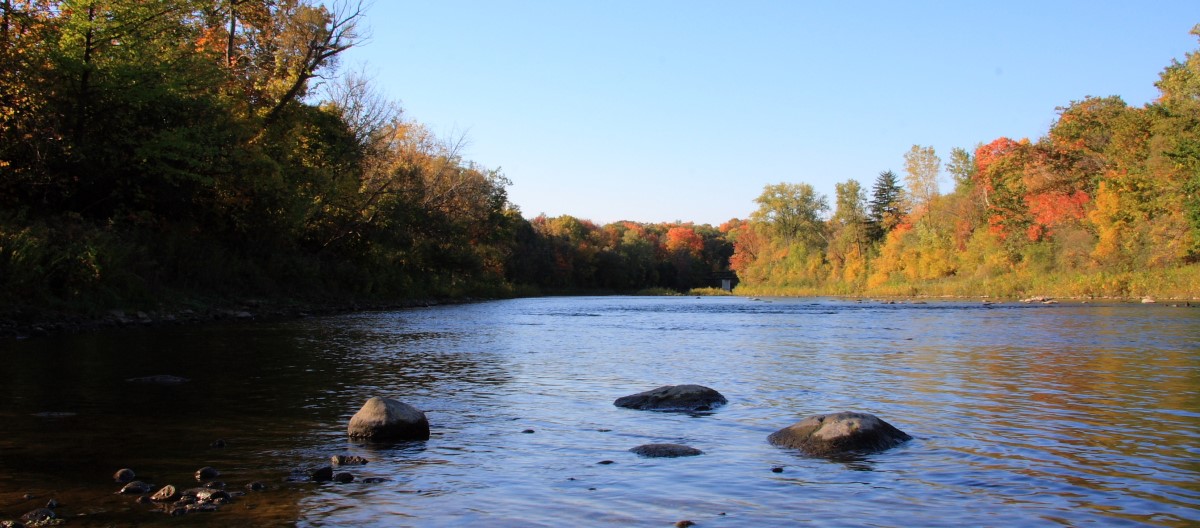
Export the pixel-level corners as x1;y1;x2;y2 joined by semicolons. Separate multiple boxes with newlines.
2;3;1198;311
0;0;734;311
729;25;1200;298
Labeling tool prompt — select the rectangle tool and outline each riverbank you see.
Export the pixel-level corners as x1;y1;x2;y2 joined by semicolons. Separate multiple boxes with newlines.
731;265;1200;301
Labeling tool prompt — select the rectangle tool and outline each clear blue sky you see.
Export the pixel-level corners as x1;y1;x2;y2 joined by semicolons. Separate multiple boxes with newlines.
336;1;1198;226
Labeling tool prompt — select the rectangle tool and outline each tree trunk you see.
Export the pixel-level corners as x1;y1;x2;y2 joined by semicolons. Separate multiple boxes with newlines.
225;0;237;67
74;4;97;146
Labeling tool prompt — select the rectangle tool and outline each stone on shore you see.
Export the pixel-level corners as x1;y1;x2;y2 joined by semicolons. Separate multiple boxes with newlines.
767;411;911;457
613;385;727;412
347;397;430;441
629;443;704;458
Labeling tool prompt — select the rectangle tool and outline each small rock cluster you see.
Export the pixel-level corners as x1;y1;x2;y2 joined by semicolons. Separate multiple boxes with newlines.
1;389;912;526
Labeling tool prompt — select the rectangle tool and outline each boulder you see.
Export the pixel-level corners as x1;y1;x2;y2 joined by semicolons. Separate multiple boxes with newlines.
767;411;911;457
613;385;727;412
629;443;704;458
347;397;430;441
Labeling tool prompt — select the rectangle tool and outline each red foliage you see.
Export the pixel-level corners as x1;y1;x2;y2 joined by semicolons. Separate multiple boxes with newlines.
1024;190;1090;241
974;137;1022;176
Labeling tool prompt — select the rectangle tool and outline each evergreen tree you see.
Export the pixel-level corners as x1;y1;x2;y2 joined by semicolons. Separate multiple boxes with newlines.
868;170;905;243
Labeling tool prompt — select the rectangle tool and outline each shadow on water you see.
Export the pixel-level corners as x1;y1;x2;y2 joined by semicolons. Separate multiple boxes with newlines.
0;311;509;526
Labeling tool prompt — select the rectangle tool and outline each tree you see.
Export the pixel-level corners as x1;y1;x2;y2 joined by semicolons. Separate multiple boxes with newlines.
947;147;976;193
827;179;869;283
868;170;905;242
750;182;829;251
903;144;941;209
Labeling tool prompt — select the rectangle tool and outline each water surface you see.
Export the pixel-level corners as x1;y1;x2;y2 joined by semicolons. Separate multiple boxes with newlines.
2;297;1198;526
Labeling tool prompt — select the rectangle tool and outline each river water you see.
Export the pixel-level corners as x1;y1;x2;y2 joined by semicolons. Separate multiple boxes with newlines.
2;296;1198;526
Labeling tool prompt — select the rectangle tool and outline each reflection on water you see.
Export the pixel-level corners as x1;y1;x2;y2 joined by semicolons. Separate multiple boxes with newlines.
2;297;1199;526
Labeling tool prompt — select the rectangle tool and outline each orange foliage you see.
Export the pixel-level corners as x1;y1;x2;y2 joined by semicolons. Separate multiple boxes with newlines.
1025;190;1090;240
729;228;763;274
665;226;703;256
974;137;1022;176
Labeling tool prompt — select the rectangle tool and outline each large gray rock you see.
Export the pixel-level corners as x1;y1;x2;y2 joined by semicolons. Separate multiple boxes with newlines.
614;385;727;412
767;411;911;457
347;397;430;441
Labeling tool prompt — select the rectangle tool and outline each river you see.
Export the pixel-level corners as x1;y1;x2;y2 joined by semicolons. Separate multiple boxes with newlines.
2;296;1198;526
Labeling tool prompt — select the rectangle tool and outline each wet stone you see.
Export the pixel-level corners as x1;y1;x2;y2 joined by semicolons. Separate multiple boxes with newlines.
151;485;179;502
118;481;153;495
330;455;369;466
629;443;704;458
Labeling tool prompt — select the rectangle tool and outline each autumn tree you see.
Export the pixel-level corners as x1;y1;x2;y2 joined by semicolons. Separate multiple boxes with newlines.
903;144;941;210
826;179;869;284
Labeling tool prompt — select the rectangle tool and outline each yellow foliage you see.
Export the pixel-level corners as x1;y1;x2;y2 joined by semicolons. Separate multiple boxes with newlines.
1088;181;1124;265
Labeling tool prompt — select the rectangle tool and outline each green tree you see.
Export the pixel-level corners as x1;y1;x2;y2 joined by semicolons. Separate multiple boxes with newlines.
868;170;905;242
750;182;829;252
947;146;976;193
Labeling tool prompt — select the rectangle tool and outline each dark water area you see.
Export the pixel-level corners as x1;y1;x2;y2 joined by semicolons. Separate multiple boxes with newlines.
2;296;1199;526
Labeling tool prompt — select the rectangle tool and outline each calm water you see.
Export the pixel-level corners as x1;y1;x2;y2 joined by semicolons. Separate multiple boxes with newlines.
2;296;1199;526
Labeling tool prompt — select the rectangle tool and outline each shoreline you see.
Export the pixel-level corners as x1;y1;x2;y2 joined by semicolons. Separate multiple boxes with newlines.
0;297;483;341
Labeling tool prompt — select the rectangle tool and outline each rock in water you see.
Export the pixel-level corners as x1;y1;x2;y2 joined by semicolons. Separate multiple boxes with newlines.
331;455;369;466
194;467;219;481
767;411;911;457
151;485;180;502
613;384;727;412
117;481;153;495
347;397;430;441
629;443;704;458
113;468;136;482
310;466;333;482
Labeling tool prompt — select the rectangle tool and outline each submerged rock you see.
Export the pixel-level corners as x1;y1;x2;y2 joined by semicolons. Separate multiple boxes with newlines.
20;508;55;524
125;374;190;384
613;385;727;412
629;443;704;458
347;397;430;441
767;411;911;457
310;466;334;482
330;454;369;466
113;468;136;482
